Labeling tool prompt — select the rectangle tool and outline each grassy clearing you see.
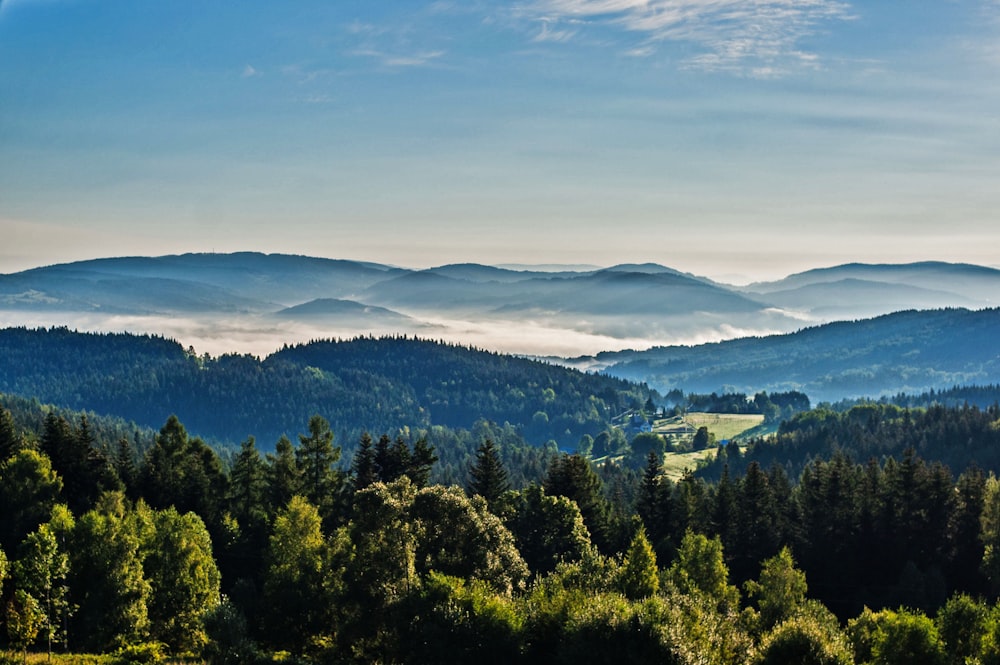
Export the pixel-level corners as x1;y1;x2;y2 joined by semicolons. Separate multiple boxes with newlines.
659;449;716;481
679;412;764;441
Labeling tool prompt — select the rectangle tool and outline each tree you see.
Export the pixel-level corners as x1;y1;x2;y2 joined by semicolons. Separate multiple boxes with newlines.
544;454;611;552
618;523;659;599
351;432;378;491
936;593;988;665
295;415;342;521
502;484;592;576
666;530;739;612
756;614;853;665
848;607;946;665
982;474;1000;593
467;439;510;508
0;449;63;552
745;546;808;632
0;402;23;461
266;434;300;514
141;416;226;525
411;485;527;595
692;426;714;451
7;589;44;664
14;507;74;656
263;495;344;654
144;507;222;655
69;496;151;652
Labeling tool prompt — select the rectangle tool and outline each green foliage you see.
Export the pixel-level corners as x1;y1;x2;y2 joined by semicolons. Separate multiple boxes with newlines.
755;614;853;665
294;415;342;523
848;606;946;665
263;496;342;654
467;439;510;507
411;485;528;595
0;449;63;553
70;497;151;652
544;454;612;552
397;572;524;665
618;524;659;600
142;507;221;655
936;593;988;665
745;546;808;632
14;511;73;655
6;589;45;659
0;329;654;447
666;531;740;612
501;484;593;576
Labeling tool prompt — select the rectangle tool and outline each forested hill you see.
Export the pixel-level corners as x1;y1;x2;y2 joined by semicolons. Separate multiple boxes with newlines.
596;307;1000;402
0;327;654;447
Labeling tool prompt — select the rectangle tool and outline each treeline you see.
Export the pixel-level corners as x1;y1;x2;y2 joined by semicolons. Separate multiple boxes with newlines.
700;401;1000;481
8;399;1000;662
831;383;1000;412
0;327;655;447
663;388;811;422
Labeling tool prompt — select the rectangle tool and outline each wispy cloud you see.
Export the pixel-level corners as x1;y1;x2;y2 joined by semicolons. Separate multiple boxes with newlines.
533;19;578;42
350;48;446;68
519;0;853;75
241;64;259;78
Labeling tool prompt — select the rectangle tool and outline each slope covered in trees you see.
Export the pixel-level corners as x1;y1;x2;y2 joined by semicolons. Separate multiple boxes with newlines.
5;396;1000;662
598;307;1000;401
0;327;654;447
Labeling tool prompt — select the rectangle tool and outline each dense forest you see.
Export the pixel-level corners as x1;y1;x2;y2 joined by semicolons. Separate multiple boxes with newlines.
598;307;1000;401
0;328;655;447
5;394;1000;663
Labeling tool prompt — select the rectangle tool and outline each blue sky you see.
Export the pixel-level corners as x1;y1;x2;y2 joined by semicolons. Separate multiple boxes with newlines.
2;0;999;281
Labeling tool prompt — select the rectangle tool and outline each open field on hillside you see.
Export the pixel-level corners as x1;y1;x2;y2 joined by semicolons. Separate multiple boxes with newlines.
652;412;764;441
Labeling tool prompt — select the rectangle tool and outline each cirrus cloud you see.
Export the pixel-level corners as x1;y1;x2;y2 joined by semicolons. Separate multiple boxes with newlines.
520;0;854;75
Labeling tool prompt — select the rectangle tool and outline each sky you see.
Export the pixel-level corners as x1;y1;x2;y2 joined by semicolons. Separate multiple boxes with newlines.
1;0;999;283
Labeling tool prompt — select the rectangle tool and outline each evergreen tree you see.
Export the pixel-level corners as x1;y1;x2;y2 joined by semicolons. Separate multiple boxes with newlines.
0;402;23;461
266;434;300;514
467;439;510;507
406;436;437;488
544;454;611;553
618;523;659;599
295;415;342;526
351;432;378;491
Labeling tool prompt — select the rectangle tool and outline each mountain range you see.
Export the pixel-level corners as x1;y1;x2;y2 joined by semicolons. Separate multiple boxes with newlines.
3;253;998;358
2;252;999;403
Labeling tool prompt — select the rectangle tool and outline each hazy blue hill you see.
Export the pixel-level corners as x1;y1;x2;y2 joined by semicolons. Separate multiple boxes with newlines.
0;253;408;309
746;261;1000;304
424;264;556;283
272;298;418;326
489;270;767;316
0;267;268;314
598;308;1000;402
758;278;981;316
0;327;653;447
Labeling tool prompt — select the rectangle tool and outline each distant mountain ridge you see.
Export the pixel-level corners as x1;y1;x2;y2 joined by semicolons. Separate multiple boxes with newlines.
2;252;998;366
592;308;1000;403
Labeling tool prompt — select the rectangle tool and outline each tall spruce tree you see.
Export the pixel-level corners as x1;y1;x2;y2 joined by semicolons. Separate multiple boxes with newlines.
467;439;509;507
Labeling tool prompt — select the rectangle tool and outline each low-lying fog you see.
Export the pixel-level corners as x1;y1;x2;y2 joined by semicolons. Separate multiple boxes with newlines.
0;310;794;361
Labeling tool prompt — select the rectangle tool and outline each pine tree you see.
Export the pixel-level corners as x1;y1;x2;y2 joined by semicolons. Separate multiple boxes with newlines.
619;523;659;599
0;403;22;461
467;439;509;507
267;435;300;514
351;433;378;491
295;415;342;526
